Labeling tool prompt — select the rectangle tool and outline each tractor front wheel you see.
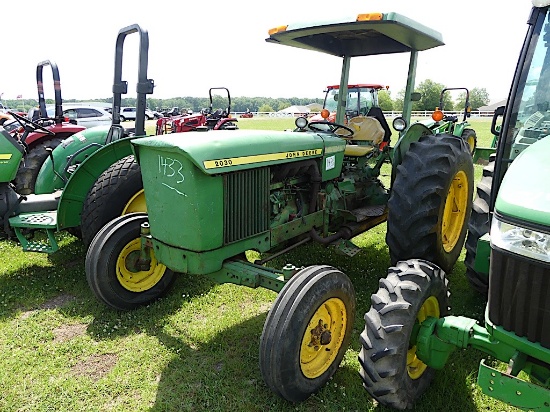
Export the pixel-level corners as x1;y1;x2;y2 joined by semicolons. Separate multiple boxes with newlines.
14;137;64;195
81;155;144;247
359;259;449;409
463;156;494;295
85;213;175;310
386;133;474;273
259;265;355;402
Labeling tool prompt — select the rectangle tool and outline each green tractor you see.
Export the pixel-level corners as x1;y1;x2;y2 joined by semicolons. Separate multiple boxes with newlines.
421;87;477;155
0;23;154;252
359;3;550;410
84;12;474;402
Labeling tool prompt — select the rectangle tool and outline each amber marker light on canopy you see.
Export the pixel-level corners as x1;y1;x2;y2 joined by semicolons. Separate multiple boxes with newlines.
356;13;383;21
268;25;288;36
432;107;444;122
321;109;330;119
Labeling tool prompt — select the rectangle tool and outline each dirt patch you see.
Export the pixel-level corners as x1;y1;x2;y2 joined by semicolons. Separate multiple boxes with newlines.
39;294;76;310
19;294;76;319
71;353;118;381
53;323;88;343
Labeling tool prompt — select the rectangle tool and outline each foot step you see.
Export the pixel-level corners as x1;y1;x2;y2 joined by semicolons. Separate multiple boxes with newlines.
349;204;387;221
9;212;59;253
333;239;362;257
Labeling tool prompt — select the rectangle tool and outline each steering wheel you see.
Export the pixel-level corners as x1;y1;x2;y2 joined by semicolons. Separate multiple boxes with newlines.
308;121;354;138
9;111;55;136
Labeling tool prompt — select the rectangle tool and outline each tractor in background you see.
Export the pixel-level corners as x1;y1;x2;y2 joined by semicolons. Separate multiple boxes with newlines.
0;23;154;253
155;87;237;134
84;12;473;404
360;3;550;410
9;60;86;194
310;84;387;123
419;87;477;155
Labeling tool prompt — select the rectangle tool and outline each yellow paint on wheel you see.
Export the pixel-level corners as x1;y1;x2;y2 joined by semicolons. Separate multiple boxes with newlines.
466;135;476;154
300;297;347;379
122;189;147;214
441;170;469;252
407;296;440;379
116;238;166;292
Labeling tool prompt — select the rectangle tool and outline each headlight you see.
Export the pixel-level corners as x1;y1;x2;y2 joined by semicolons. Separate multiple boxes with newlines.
490;215;550;263
392;116;407;132
295;116;308;129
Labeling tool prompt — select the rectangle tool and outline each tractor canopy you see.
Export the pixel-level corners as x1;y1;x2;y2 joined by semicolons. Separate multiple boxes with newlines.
266;12;444;56
494;136;550;227
132;129;345;176
267;12;444;125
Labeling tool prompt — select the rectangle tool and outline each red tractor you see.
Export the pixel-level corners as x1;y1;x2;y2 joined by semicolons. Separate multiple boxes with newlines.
310;83;387;123
8;60;86;194
155;87;237;134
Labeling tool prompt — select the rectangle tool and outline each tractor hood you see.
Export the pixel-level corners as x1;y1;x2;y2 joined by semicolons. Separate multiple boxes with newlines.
132;129;345;175
495;137;550;228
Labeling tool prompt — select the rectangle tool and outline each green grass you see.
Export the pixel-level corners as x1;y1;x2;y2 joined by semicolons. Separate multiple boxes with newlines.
0;116;518;412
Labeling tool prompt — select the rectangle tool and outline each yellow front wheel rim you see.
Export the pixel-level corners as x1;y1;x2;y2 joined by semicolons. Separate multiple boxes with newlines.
300;297;347;378
116;238;166;292
441;170;469;252
407;296;440;379
122;189;147;214
467;136;476;154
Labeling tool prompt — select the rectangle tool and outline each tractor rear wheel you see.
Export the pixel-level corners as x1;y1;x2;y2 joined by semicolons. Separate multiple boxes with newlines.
259;265;355;402
461;128;477;156
463;157;494;295
386;134;474;273
14;137;64;195
85;213;175;310
81;155;144;247
359;259;449;410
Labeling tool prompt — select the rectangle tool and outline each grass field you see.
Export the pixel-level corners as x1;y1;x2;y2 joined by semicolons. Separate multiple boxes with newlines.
0;117;519;411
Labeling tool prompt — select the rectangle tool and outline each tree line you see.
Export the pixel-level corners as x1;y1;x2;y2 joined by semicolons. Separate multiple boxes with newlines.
2;80;491;114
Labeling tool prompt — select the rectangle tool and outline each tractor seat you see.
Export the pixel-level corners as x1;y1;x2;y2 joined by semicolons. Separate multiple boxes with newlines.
343;116;384;157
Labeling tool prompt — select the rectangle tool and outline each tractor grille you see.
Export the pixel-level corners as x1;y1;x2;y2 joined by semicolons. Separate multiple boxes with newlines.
488;248;550;348
224;167;270;244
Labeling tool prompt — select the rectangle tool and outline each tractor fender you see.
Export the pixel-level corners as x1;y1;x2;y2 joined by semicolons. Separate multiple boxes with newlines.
390;122;433;181
56;137;134;229
34;126;110;194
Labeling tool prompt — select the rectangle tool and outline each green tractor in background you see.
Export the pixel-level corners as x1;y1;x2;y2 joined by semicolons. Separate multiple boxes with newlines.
84;12;474;403
360;3;550;410
0;23;154;252
421;87;477;155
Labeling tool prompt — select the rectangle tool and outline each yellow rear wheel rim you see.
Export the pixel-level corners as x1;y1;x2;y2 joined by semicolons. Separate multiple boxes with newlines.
116;238;166;292
407;296;440;379
300;297;347;378
122;189;146;214
441;170;468;252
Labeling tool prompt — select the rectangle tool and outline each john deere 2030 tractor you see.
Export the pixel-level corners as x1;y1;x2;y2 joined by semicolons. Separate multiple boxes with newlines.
84;12;474;403
360;2;550;410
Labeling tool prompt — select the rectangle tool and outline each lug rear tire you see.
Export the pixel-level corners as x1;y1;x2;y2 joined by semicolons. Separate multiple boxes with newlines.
85;213;175;310
463;157;494;295
81;155;144;248
259;265;355;402
359;259;449;410
386;134;474;273
461;128;477;156
14;137;64;195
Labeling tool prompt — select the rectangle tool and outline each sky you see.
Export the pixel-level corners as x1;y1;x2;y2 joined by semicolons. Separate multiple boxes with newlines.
0;0;535;105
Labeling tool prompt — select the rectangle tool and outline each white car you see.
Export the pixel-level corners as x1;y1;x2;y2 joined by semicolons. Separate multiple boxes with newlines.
28;104;112;129
120;106;155;121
